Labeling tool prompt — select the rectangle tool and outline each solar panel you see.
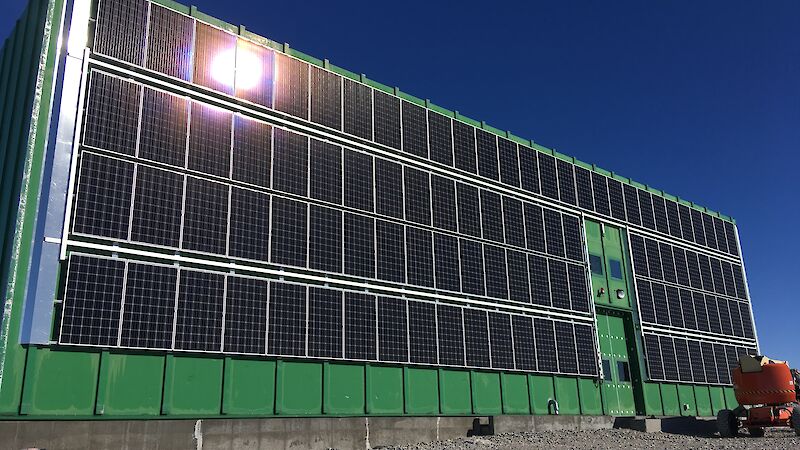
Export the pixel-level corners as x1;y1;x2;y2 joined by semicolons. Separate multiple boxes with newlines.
714;343;730;384
528;254;551;306
638;191;656;230
665;286;683;328
436;304;464;366
228;187;270;261
464;309;490;368
94;0;148;65
512;315;536;371
728;299;744;337
409;301;437;364
543;209;565;258
507;250;531;303
534;318;557;372
687;340;705;383
643;334;664;380
453;121;477;174
310;66;342;130
272;128;309;196
268;282;307;356
404;167;431;225
480;190;504;243
235;39;274;108
309;139;342;204
710;258;726;295
428;112;454;166
556;160;577;205
685;250;702;289
652;196;670;235
73;153;134;239
83;72;140;155
548;260;571;310
690;209;706;247
658;242;677;283
523;203;546;253
562;214;584;262
651;282;670;326
489;313;514;369
554;321;578;374
476;129;499;181
120;262;177;349
659;335;678;381
309;205;343;273
678;289;697;330
498;138;520;187
232;115;271;187
644;238;663;280
502;197;526;249
732;264;747;299
698;254;714;292
700;342;718;384
456;183;481;238
344;213;375;278
702;213;718;250
673;248;690;286
678;204;694;242
377;296;408;362
716;297;733;336
344;149;374;212
574;167;594;211
270;197;308;267
373;91;401;150
431;175;457;232
375;158;404;219
622;184;641;226
537;153;559;200
629;235;648;277
375;220;405;283
725;346;739;379
145;5;193;80
673;338;692;382
406;227;434;288
224;276;268;354
130;165;184;247
574;323;598;376
344;292;377;360
567;264;589;312
193;22;237;95
459;239;485;296
343;79;372;140
182;177;229;255
307;287;343;358
274;53;309;119
484;245;509;300
590;172;610;216
175;270;224;351
721;262;738;298
692;291;710;332
519;147;540;194
401;101;428;157
635;279;655;323
60;255;125;346
705;294;722;334
739;302;754;339
434;233;461;292
723;221;740;256
607;179;626;222
138;88;188;167
664;200;682;239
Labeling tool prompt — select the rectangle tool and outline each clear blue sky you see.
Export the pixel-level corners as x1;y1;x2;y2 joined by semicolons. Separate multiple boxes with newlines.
3;1;798;365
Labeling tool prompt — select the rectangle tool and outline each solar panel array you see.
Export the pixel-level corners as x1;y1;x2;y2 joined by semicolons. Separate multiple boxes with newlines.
642;334;752;385
59;253;597;375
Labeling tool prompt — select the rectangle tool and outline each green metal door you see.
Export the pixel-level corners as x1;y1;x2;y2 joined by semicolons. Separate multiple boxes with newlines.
585;220;631;308
597;311;636;416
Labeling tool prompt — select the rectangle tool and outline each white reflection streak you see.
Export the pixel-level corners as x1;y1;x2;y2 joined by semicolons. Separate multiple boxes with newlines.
211;48;236;88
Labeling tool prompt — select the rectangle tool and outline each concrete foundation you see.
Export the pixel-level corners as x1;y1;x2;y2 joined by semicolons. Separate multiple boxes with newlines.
613;416;717;435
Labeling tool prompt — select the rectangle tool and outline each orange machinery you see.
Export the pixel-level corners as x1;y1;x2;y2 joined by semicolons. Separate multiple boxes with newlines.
717;355;800;437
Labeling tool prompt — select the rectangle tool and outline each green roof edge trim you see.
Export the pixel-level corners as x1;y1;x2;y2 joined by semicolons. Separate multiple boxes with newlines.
153;0;736;223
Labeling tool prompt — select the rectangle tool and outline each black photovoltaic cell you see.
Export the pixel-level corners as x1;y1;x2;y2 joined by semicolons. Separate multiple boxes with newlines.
193;23;236;95
543;209;565;258
73;153;134;239
673;248;690;286
401;101;428;157
665;286;683;328
638;191;656;230
690;209;706;247
437;304;464;366
428;112;454;166
562;215;584;262
729;299;744;337
344;213;375;278
308;287;343;358
182;177;228;255
725;346;739;379
456;183;481;238
714;343;731;384
652;196;670;235
524;203;546;253
229;187;270;261
701;342;718;384
659;242;677;283
406;227;434;288
187;103;231;177
344;292;377;360
120;262;177;349
519;147;540;194
534;318;557;372
235;39;274;108
538;153;559;200
484;245;509;300
554;321;578;374
376;220;405;283
659;335;678;381
459;239;486;296
272;128;308;196
489;313;514;369
374;91;401;150
732;265;747;300
310;66;342;130
673;338;692;382
698;254;714;292
431;175;457;232
679;289;697;330
344;149;374;212
643;334;664;380
574;324;598;376
309;205;343;273
175;270;224;351
130;165;183;247
375;159;404;219
409;301;437;364
716;298;733;336
502;197;526;249
710;259;726;295
270;197;308;267
636;279;655;323
464;309;490;368
622;185;641;226
693;292;710;332
309;139;342;204
94;0;148;65
644;239;662;280
378;297;408;362
61;255;125;346
665;200;682;239
343;79;372;140
83;72;140;155
686;250;702;289
480;190;504;243
651;283;670;326
687;340;705;383
498;138;520;187
507;250;531;303
145;5;193;81
548;260;571;310
268;282;306;356
476;130;499;180
512;315;536;371
232;115;271;188
722;262;737;298
404;167;431;225
138;88;188;167
574;167;594;211
607;179;626;221
702;214;718;250
629;235;648;277
724;221;739;256
590;172;610;216
705;294;722;334
678;204;694;242
274;53;309;119
434;233;461;292
556;160;577;205
528;255;551;306
453;121;477;173
567;264;589;312
224;276;268;354
740;302;754;339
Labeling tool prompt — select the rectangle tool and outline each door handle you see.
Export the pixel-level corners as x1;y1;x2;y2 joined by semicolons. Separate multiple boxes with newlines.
598;287;605;296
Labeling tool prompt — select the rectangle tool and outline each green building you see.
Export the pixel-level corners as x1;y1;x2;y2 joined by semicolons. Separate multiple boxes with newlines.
0;0;757;420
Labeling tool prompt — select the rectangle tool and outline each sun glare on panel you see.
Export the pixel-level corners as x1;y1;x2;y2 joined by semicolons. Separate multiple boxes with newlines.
210;49;237;89
235;49;264;91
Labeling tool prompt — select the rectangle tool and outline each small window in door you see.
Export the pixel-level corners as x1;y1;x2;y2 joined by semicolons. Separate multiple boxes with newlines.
602;359;612;380
617;360;631;382
608;258;623;280
590;254;604;276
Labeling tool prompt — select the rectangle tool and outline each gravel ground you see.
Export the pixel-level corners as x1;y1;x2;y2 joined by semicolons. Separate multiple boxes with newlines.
385;428;800;450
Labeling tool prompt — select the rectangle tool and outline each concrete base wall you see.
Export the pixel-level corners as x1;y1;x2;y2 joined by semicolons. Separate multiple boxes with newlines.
0;415;617;450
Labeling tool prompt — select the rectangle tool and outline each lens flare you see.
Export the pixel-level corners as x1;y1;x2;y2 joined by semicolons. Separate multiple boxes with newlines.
235;49;264;91
210;48;236;89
